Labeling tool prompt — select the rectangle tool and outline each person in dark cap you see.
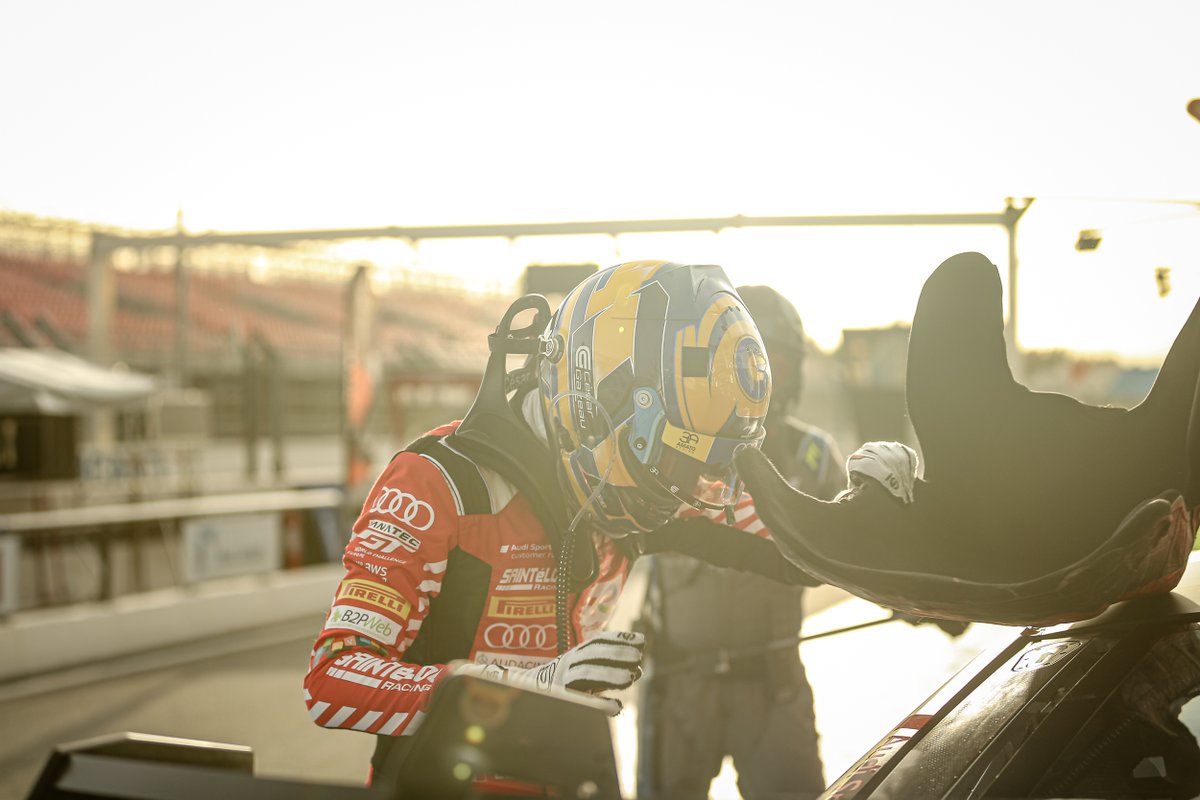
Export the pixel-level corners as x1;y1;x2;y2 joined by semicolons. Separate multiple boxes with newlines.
637;285;844;800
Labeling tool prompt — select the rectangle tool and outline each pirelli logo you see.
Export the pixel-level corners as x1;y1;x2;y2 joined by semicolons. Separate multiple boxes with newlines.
488;596;555;619
337;579;412;620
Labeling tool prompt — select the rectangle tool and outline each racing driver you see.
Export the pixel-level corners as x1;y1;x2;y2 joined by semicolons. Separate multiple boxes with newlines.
303;260;815;786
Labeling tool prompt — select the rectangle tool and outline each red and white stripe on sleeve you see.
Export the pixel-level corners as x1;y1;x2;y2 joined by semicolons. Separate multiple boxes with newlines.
302;450;459;737
678;493;769;537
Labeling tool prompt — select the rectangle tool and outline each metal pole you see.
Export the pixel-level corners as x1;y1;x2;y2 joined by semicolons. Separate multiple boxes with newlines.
86;235;117;446
94;210;1014;248
86;235;114;366
342;265;377;528
173;211;189;388
243;340;259;481
1003;198;1034;377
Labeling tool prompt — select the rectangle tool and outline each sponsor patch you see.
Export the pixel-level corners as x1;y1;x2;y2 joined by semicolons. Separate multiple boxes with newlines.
661;420;715;461
331;651;441;685
352;560;389;580
312;634;388;665
499;542;553;560
325;605;400;645
496;565;557;591
337;579;412;619
488;595;555;619
368;487;435;530
347;544;408;566
474;651;553;671
1012;640;1083;673
571;345;596;434
825;716;931;800
483;622;555;651
353;519;422;555
734;335;770;402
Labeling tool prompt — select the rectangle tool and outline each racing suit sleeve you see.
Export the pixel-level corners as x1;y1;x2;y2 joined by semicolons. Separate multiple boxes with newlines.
302;451;459;736
642;494;820;586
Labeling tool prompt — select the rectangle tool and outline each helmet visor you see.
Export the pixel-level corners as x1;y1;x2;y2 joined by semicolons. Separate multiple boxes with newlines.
598;484;682;535
650;445;740;506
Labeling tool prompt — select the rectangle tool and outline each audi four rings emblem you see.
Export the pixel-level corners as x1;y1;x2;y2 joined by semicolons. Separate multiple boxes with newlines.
484;623;555;650
369;487;435;530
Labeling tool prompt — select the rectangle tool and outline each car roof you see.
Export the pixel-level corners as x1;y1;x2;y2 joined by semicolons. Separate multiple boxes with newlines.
821;549;1200;800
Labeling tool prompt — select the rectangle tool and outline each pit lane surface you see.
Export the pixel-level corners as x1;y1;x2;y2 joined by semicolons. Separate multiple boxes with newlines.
0;583;1015;799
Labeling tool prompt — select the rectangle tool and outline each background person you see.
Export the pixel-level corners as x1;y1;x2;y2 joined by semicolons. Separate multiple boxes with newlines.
637;285;845;800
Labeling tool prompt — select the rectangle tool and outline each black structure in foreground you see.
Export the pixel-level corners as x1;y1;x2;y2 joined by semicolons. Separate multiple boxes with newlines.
25;674;621;800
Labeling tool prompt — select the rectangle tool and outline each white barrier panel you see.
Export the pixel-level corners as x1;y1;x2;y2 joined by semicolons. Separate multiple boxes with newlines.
0;534;17;615
182;512;283;583
0;563;343;684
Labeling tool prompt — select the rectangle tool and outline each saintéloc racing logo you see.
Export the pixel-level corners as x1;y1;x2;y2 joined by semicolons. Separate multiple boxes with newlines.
495;566;557;591
328;651;441;691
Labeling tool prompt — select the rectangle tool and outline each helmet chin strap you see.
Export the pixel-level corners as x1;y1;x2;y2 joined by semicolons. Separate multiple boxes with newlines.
638;452;738;525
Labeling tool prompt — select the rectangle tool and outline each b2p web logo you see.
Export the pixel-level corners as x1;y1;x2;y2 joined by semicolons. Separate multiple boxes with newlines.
368;487;435;531
325;605;399;645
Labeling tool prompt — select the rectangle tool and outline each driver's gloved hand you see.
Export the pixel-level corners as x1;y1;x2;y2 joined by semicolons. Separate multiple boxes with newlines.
838;441;920;504
453;630;645;715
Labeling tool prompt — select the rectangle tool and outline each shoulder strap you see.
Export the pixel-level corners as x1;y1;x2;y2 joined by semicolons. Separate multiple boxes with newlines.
402;434;492;516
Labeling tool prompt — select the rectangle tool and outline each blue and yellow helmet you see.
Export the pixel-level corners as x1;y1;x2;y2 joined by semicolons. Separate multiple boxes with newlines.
538;260;771;536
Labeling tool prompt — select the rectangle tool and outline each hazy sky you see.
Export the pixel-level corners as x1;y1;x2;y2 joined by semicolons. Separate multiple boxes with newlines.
2;0;1198;357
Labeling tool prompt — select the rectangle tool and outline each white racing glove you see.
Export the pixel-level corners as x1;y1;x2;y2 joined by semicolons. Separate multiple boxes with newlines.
843;441;919;504
455;630;645;715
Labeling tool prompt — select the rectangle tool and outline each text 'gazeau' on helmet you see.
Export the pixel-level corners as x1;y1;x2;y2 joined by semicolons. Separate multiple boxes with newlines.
538;260;771;537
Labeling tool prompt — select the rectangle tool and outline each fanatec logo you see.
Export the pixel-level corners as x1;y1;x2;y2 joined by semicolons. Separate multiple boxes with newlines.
368;487;435;531
483;623;555;650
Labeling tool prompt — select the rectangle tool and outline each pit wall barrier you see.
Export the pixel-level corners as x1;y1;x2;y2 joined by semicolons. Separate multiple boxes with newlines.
0;487;348;686
0;562;343;685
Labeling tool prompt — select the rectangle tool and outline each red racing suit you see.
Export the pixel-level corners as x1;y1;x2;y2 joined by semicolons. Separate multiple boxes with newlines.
303;420;788;781
303;421;635;779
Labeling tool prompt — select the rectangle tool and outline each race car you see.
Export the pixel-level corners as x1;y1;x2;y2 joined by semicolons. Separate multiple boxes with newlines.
822;550;1200;799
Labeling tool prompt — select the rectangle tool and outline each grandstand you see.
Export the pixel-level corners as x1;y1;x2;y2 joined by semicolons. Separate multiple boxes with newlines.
0;213;519;614
0;212;509;439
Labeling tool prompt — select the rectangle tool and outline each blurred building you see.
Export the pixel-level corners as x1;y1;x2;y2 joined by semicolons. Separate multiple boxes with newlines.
0;213;513;615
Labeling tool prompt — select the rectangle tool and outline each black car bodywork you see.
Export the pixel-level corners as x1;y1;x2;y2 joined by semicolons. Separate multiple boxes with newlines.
823;554;1200;799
